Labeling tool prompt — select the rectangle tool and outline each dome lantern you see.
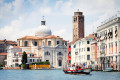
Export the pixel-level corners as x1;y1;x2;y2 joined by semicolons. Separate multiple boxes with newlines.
35;17;52;37
41;16;46;26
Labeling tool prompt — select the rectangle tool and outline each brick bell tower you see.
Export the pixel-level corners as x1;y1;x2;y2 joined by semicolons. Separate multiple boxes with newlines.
73;10;84;41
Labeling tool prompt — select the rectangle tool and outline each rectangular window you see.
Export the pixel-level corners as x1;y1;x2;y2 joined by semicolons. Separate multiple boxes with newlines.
87;47;90;51
37;59;39;62
33;59;34;62
69;60;71;64
24;41;28;46
15;63;18;67
62;42;64;45
115;41;117;46
73;45;76;48
42;41;45;46
46;60;49;62
65;42;67;46
69;45;71;48
69;51;71;57
40;59;41;62
79;42;81;45
115;42;117;53
87;41;90;44
19;41;20;46
30;59;32;62
109;43;110;48
48;41;51;46
57;41;60;45
75;52;78;55
87;55;90;60
34;42;37;46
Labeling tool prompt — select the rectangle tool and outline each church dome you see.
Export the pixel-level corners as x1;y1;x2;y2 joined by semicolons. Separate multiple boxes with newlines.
35;17;52;37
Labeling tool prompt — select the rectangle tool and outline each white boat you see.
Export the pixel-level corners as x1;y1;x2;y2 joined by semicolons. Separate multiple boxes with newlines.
103;67;113;72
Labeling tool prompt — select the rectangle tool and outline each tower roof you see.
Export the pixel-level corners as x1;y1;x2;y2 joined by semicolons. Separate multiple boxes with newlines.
74;9;83;15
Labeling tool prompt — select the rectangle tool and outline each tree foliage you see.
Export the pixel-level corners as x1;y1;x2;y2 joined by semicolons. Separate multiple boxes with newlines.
0;64;3;67
100;51;105;54
22;51;27;64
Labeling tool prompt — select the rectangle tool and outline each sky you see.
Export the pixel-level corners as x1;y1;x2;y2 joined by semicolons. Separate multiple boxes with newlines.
0;0;120;41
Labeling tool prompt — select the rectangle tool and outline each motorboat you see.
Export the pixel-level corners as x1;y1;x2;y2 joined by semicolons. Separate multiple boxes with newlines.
0;67;3;70
103;67;113;72
63;67;92;74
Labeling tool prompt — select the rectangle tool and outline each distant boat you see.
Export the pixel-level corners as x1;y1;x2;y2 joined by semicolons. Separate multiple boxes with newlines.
103;67;113;72
0;67;3;70
63;67;92;74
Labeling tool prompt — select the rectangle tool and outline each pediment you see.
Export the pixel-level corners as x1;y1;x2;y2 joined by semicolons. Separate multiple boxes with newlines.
55;45;67;49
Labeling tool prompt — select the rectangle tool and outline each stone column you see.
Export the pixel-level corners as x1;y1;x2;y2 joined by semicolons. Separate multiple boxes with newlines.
117;40;120;71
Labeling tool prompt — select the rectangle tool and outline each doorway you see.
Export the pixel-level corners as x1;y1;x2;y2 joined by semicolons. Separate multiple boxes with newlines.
58;60;62;66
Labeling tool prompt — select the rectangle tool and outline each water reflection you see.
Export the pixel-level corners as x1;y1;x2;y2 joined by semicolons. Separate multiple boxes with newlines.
0;70;120;80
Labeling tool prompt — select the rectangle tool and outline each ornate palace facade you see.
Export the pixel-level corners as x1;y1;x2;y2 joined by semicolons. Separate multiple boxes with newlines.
97;17;120;70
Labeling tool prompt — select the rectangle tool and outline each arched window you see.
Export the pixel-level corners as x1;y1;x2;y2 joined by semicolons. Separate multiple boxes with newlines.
45;51;50;55
58;52;62;55
24;41;28;46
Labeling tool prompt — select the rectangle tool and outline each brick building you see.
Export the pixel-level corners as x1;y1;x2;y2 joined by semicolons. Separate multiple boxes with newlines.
73;10;84;41
0;39;17;53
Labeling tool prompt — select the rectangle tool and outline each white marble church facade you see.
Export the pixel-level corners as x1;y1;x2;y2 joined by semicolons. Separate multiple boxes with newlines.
42;45;67;68
17;17;67;68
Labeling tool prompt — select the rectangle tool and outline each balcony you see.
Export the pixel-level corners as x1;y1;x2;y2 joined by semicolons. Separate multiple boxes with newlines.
13;59;19;62
57;54;63;57
100;54;105;57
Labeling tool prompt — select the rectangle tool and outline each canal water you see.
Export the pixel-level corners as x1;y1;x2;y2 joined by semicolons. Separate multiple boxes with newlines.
0;70;120;80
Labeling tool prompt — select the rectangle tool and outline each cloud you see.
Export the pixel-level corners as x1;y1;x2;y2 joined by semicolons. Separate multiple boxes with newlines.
39;7;52;15
0;0;52;41
53;28;71;41
12;0;24;14
0;0;25;19
0;16;37;41
0;0;120;41
53;28;66;36
55;0;63;9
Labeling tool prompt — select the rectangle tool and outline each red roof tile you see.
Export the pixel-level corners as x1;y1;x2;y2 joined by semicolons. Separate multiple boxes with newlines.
43;35;62;39
17;52;36;55
0;53;7;55
0;40;16;44
85;34;95;38
18;36;42;40
13;46;20;48
71;38;83;44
